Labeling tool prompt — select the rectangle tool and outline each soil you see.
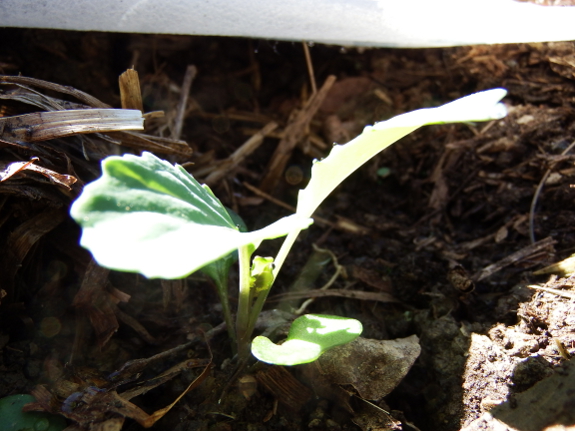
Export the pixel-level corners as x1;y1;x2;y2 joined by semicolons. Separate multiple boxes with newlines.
1;29;575;431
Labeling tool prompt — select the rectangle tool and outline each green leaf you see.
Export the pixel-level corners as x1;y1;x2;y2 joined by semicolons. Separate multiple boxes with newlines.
272;88;508;277
250;256;275;295
70;152;312;279
296;88;507;218
251;314;363;365
201;207;247;287
0;394;67;431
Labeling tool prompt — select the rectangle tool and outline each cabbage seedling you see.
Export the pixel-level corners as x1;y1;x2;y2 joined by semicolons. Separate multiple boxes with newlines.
70;89;507;364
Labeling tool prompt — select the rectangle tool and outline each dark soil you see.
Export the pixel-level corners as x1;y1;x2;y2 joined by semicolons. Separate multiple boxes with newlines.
1;29;575;431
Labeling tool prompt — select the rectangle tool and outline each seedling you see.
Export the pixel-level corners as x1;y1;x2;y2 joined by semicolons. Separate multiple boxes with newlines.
70;89;507;364
251;314;363;365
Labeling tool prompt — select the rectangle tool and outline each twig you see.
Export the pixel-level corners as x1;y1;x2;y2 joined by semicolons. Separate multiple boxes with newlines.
527;284;575;300
268;288;401;305
473;236;556;282
107;323;224;382
0;75;110;108
172;65;197;140
0;109;144;142
554;339;573;360
529;139;575;243
203;121;278;186
302;41;317;95
294;243;343;314
259;75;336;193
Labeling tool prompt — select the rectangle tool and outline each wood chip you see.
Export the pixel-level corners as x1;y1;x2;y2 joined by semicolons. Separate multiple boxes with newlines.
119;68;144;112
204;121;278;186
259;75;336;193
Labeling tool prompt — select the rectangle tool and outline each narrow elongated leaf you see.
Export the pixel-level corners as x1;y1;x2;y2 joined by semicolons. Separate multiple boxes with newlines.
296;88;507;218
273;89;508;277
70;152;312;278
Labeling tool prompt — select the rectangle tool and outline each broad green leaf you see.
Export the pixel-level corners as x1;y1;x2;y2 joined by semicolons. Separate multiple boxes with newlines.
251;314;363;365
71;152;312;279
201;207;247;291
296;88;507;218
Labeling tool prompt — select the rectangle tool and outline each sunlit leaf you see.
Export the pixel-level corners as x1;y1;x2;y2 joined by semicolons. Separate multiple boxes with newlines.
296;88;507;218
71;152;312;278
251;314;363;365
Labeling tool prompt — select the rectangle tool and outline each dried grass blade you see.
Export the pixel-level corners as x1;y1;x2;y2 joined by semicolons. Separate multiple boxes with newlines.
0;109;144;142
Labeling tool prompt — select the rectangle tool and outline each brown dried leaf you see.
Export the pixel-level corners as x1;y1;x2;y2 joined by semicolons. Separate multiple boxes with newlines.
352;401;402;431
0;157;77;190
350;265;393;293
302;335;421;401
26;357;211;429
320;76;374;114
1;209;66;302
0;82;89;112
256;365;313;412
73;260;118;348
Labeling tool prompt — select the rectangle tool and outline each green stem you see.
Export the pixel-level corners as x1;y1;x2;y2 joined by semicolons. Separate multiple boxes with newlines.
236;244;253;361
245;228;303;335
246;283;271;342
212;278;236;353
272;230;301;280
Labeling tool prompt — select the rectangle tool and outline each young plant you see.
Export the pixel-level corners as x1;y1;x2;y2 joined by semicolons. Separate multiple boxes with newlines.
70;88;507;364
251;314;363;365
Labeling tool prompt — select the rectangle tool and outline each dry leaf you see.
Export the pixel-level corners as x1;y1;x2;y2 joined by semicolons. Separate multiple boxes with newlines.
301;335;421;406
0;157;77;190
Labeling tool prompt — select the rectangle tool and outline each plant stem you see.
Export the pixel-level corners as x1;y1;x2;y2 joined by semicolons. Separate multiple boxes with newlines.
246;284;270;343
272;229;302;279
235;244;253;361
245;228;302;335
212;278;236;353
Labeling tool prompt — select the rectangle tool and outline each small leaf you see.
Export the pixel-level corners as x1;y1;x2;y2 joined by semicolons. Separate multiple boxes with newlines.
71;152;312;279
250;256;275;295
251;314;363;365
